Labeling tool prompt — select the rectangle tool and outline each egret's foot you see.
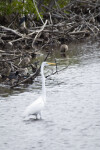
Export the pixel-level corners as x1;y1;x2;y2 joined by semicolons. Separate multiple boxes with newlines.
35;113;42;120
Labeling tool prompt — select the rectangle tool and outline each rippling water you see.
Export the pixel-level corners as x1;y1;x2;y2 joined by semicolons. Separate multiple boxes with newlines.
0;41;100;150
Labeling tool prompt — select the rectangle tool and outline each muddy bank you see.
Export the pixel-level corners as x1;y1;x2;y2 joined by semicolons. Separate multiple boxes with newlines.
0;0;100;87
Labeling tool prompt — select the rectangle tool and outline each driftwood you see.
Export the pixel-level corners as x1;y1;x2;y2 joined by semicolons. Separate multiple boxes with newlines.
0;26;23;37
31;20;48;48
10;52;50;88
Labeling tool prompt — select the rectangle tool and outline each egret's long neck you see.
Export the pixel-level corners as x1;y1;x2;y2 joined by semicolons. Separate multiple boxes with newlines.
41;64;46;102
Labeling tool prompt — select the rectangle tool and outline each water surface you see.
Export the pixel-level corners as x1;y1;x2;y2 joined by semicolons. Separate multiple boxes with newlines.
0;41;100;150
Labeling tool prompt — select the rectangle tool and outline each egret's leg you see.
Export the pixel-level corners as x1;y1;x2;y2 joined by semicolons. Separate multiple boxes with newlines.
39;112;42;119
35;113;42;120
35;114;38;119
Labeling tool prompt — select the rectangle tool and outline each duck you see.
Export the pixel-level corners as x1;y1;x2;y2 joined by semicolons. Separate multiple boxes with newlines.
60;44;68;53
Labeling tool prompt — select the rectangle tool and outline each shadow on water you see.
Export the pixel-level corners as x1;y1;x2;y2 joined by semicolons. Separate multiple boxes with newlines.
23;117;44;123
0;85;26;97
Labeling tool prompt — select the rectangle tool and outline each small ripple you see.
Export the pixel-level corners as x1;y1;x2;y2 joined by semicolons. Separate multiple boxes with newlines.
61;127;71;132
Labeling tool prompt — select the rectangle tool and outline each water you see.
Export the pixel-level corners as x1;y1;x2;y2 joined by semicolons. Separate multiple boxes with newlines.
0;41;100;150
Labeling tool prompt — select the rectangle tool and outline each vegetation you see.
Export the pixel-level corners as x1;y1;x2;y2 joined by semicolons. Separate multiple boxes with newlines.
0;0;70;16
0;0;100;87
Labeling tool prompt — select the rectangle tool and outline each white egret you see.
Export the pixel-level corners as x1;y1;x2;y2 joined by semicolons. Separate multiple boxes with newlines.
23;62;55;119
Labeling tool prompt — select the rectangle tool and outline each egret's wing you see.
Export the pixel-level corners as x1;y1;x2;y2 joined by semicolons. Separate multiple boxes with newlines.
23;96;44;116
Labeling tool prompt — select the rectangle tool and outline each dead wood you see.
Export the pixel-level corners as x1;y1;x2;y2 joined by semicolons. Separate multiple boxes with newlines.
10;52;50;88
0;0;100;87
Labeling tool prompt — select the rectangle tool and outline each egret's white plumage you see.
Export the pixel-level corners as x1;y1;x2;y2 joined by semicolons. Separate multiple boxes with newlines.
23;62;55;119
23;96;44;118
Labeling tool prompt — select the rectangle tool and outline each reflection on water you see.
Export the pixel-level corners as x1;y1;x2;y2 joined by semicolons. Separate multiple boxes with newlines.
0;41;100;150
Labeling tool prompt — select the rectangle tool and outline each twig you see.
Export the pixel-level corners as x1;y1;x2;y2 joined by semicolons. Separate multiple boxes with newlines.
0;56;21;62
32;20;48;48
33;0;44;24
49;12;53;24
8;36;30;44
0;26;22;37
46;65;69;78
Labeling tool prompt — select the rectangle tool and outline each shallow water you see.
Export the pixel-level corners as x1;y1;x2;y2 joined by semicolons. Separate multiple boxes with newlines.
0;41;100;150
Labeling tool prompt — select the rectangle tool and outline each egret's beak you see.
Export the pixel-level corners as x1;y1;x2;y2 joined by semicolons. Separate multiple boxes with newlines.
47;62;56;65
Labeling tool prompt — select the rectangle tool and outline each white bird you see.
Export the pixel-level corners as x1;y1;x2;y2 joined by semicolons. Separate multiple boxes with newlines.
23;62;55;119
